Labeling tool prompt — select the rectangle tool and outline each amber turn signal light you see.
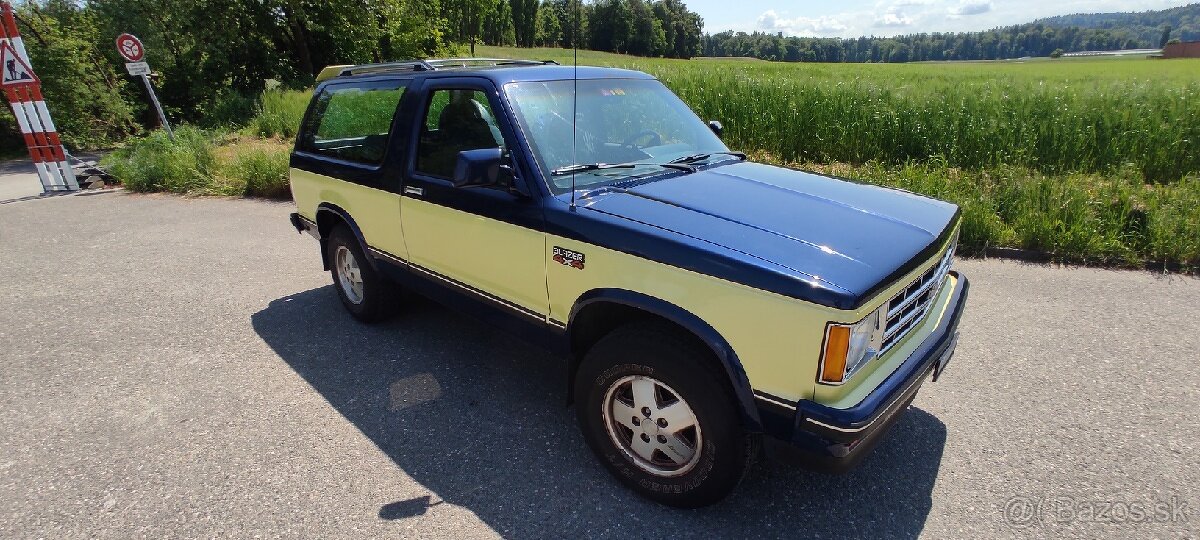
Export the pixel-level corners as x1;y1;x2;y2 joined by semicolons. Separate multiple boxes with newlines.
821;325;850;383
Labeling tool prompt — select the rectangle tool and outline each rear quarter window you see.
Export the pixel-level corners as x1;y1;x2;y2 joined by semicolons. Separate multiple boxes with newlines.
299;81;407;165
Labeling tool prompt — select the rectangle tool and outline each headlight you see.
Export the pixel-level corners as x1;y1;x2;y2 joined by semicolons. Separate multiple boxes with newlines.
819;306;886;385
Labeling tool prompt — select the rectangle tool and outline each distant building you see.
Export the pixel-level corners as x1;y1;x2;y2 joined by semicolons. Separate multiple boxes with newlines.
1062;48;1161;58
1161;41;1200;59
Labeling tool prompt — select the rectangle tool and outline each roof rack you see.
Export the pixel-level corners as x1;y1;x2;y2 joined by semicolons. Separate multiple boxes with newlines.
427;58;558;69
320;58;559;81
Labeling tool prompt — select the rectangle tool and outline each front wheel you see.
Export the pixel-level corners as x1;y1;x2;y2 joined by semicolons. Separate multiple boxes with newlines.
574;322;755;508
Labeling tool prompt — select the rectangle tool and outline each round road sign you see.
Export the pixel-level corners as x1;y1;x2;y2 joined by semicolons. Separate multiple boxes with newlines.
116;34;145;62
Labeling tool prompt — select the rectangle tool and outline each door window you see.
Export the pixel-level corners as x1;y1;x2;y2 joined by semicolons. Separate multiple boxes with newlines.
416;89;504;179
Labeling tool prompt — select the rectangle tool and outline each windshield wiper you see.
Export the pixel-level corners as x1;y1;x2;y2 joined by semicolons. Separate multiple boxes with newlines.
668;151;747;165
551;163;636;176
551;161;695;176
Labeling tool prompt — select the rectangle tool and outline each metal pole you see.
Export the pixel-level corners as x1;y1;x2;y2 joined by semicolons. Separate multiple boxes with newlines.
140;73;173;140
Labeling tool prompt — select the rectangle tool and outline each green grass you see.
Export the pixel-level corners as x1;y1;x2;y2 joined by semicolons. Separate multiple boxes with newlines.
101;86;301;199
218;144;291;198
247;89;310;139
101;126;218;194
103;128;292;199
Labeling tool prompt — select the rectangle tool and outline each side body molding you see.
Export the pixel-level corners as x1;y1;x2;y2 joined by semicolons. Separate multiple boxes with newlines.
567;288;764;432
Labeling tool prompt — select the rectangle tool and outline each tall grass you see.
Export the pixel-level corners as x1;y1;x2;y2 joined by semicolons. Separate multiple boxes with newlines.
101;126;217;193
222;147;290;198
103;128;292;198
668;67;1200;184
248;89;310;139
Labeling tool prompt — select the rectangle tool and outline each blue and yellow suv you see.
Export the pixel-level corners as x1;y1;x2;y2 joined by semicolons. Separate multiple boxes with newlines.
287;58;968;508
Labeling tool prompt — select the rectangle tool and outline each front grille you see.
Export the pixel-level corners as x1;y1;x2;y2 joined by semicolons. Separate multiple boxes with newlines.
880;235;957;353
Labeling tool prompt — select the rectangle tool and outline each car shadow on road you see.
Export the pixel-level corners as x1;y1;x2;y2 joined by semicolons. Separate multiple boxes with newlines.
251;287;948;539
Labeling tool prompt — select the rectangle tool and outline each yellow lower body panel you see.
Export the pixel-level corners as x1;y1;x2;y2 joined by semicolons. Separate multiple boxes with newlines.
545;235;831;403
400;197;548;317
289;168;408;261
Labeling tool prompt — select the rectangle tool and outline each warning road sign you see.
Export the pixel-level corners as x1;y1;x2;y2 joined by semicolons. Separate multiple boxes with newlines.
116;33;144;62
0;41;38;86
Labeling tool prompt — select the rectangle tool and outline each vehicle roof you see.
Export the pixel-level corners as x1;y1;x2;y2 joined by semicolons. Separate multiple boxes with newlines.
327;62;655;86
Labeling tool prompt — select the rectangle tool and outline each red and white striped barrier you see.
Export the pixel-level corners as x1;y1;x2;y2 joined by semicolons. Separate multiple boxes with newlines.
0;1;77;192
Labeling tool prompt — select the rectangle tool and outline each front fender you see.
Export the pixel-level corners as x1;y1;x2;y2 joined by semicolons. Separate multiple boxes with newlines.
568;288;764;432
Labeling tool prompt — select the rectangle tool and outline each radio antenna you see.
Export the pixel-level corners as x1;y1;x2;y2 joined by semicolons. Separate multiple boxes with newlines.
569;0;579;210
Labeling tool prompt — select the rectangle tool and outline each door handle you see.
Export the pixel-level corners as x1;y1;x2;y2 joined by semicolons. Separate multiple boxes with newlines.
403;186;423;196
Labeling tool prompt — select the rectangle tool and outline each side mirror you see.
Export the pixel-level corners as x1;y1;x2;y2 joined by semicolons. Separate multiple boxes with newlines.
452;148;505;188
707;120;724;138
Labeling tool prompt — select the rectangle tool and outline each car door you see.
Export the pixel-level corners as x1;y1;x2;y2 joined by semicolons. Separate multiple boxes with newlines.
400;77;548;321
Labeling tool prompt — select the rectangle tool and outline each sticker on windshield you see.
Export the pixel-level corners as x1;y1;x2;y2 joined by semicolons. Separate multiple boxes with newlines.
600;88;626;96
553;246;585;270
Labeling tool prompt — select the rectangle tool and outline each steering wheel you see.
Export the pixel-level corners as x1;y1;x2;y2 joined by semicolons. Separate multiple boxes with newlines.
621;130;662;149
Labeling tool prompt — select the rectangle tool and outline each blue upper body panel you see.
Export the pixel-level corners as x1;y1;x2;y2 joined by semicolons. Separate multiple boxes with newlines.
551;161;960;310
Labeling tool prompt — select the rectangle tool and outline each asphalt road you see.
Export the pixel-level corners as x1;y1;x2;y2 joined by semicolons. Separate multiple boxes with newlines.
0;159;47;203
1;192;1197;539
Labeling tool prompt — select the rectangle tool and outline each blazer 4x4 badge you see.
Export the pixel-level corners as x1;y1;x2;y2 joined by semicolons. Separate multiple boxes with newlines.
553;246;585;269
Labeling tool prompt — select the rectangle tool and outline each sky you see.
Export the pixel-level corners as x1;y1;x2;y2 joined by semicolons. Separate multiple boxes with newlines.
690;0;1197;38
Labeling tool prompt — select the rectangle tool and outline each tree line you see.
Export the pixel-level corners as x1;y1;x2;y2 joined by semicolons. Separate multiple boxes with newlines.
702;4;1200;63
454;0;703;58
1;0;704;152
1035;3;1199;45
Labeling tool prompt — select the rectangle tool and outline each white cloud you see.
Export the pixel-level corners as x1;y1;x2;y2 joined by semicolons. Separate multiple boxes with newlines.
949;0;994;16
875;6;915;27
756;9;850;36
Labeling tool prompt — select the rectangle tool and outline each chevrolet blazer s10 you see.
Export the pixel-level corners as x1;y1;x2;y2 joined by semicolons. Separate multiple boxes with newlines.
286;58;969;508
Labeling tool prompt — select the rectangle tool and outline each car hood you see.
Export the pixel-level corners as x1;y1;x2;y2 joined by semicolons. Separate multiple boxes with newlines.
580;161;959;304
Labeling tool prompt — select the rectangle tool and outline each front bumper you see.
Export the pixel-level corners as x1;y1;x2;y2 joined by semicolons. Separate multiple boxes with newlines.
761;270;969;472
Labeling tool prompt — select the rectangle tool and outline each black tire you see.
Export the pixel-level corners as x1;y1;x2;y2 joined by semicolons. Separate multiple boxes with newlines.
574;321;756;508
325;224;397;323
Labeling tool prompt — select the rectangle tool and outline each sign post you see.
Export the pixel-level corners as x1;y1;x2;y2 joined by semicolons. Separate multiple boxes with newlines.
116;33;172;140
0;1;78;193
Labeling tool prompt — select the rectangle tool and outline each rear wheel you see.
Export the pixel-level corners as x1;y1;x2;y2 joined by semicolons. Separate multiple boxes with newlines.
574;321;755;508
325;224;396;323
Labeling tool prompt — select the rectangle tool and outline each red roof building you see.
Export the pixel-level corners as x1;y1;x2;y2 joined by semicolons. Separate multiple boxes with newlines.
1162;41;1200;58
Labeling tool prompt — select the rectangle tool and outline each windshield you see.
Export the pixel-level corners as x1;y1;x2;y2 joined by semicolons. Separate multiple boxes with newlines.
504;78;730;194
